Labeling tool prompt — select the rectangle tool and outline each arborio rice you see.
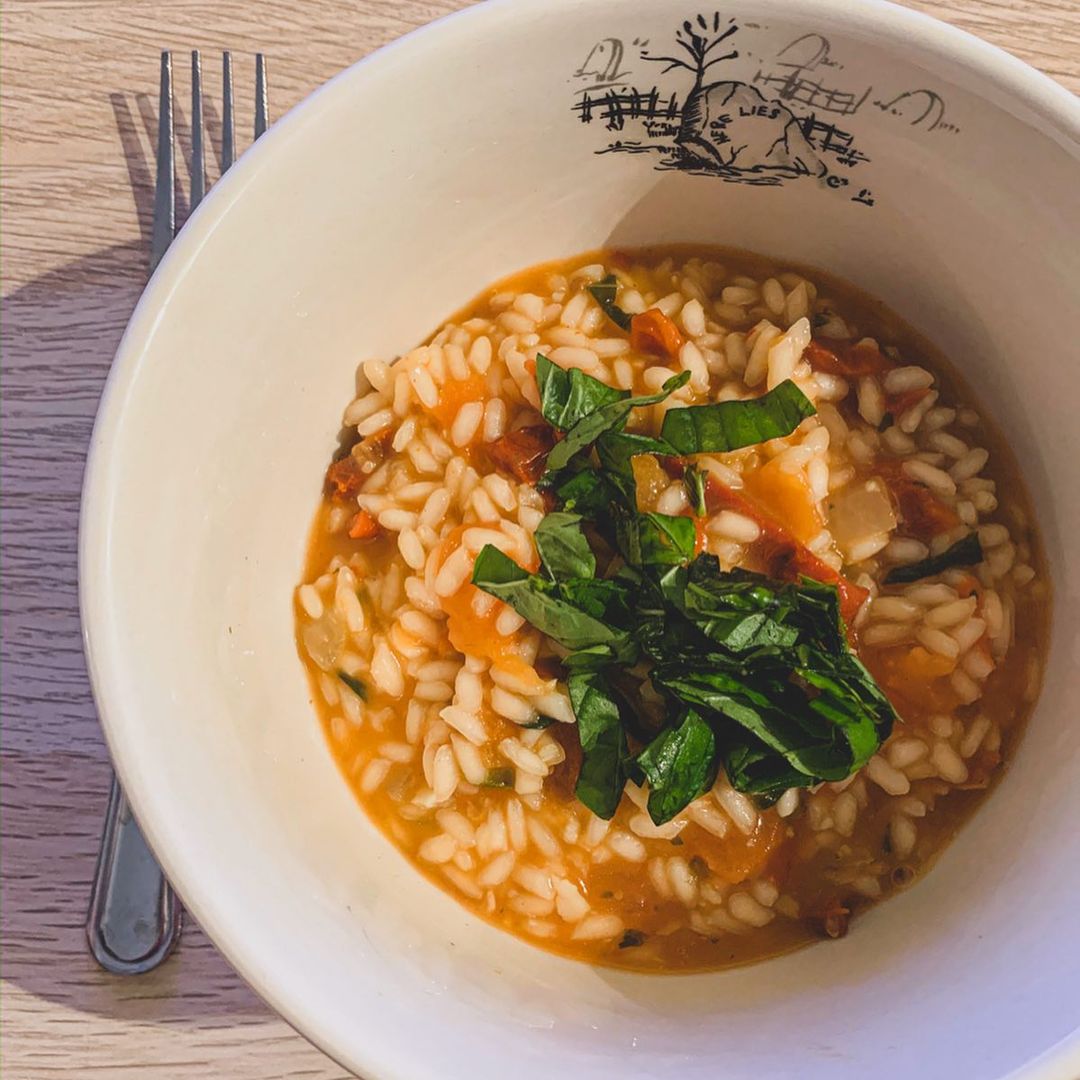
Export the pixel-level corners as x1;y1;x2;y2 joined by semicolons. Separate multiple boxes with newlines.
296;248;1048;970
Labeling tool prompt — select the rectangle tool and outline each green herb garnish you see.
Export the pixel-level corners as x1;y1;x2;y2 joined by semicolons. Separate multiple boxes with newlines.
537;353;626;431
587;274;632;331
569;670;631;818
659;380;816;454
684;464;708;517
884;532;983;585
471;544;636;668
481;767;514;789
534;510;596;581
637;709;718;825
521;715;555;730
337;671;367;699
544;370;690;474
470;357;895;823
618;929;647;948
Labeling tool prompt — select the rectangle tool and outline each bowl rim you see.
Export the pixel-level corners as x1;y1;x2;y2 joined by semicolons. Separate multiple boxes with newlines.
79;0;1080;1077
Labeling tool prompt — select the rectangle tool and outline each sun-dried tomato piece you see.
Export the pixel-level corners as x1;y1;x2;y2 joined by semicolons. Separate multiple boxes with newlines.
804;337;892;377
487;424;556;483
630;308;685;360
325;455;365;499
348;509;380;540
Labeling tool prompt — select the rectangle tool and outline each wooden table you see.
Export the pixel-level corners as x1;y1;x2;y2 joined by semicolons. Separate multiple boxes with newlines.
2;1;1076;1075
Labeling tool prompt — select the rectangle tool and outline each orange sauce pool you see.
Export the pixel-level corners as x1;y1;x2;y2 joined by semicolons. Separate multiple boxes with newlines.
297;245;1049;971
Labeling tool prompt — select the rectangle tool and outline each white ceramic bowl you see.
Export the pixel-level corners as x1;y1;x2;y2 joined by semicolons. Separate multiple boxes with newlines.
81;1;1080;1077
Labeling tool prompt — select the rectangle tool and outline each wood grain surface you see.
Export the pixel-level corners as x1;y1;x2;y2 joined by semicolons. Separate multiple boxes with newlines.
1;2;1076;1077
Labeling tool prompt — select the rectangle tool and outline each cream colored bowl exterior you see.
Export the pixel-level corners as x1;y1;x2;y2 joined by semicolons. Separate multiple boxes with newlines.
80;1;1080;1077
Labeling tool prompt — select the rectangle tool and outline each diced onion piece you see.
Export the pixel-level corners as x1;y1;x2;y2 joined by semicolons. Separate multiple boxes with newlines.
828;479;897;560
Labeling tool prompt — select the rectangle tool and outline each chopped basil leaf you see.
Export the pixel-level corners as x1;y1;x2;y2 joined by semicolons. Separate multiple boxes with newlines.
570;671;629;819
651;658;851;784
545;465;619;519
558;577;635;627
587;274;632;331
684;464;708;517
637;709;718;824
660;380;816;454
596;430;676;479
537;353;626;431
545;371;690;473
534;511;596;581
337;671;367;699
481;767;514;788
471;545;635;661
884;532;983;584
667;559;801;652
629;512;698;569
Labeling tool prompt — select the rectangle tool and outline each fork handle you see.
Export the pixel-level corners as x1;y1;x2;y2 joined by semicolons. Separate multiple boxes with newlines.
86;773;182;974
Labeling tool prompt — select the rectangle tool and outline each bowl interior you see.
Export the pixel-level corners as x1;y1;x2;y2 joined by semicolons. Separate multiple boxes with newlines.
82;2;1080;1078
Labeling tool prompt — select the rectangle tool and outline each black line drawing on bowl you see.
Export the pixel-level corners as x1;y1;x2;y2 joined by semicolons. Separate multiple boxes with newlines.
871;89;958;132
571;13;959;203
571;14;871;198
573;36;634;93
751;33;870;117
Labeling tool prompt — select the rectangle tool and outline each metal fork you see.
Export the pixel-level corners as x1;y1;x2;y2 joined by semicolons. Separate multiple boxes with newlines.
87;49;270;975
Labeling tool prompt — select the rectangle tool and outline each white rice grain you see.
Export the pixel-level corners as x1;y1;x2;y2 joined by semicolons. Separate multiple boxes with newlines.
492;688;538;726
571;914;625;941
931;741;969;784
434;547;473;598
408;366;439;409
924;596;977;628
883;537;929;565
499;738;549;777
884;366;934;395
298;584;323;620
606;830;648;862
451;402;484;447
371;641;404;697
440;705;487;746
916;625;961;658
715;783;758;835
960;714;992;759
554;879;591;921
418;833;457;864
902;459;956;497
451;734;488;785
360;758;391;793
477;851;516;887
729;891;773;928
709;510;761;543
857;376;885;427
950;448;990;482
869;596;922;622
431;745;459;802
513;864;554;900
866;754;911;796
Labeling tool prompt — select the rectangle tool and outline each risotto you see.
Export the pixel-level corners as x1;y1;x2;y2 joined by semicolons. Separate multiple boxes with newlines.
295;247;1047;971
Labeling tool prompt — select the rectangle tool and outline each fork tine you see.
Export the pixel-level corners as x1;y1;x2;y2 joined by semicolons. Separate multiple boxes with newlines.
190;50;206;208
254;53;269;139
222;51;235;172
149;51;175;273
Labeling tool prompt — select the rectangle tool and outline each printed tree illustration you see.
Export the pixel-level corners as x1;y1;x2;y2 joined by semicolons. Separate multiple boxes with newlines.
643;13;740;167
639;12;826;179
